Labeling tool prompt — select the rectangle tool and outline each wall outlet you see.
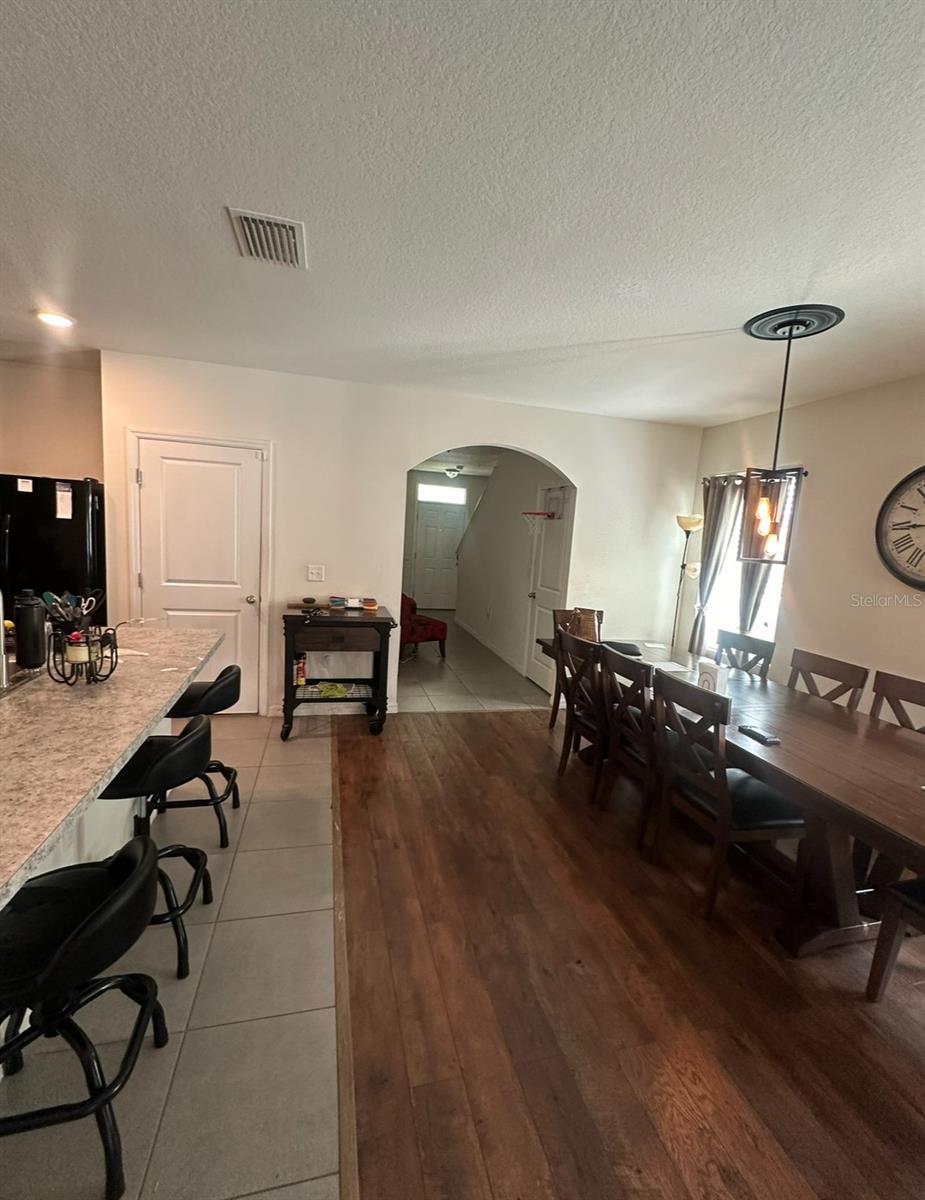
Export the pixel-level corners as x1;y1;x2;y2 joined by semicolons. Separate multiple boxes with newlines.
306;564;325;582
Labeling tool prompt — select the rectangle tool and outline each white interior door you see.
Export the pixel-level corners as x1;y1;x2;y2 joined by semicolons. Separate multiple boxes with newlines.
413;501;466;608
137;437;263;712
525;485;574;692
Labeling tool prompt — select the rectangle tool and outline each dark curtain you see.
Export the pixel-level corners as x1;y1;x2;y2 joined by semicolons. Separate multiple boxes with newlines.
689;474;743;655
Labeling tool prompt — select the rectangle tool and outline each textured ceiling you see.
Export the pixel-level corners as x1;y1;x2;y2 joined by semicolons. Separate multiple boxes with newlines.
1;0;923;425
413;446;503;476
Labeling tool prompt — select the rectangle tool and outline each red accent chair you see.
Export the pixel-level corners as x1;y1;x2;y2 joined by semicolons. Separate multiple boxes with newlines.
400;594;447;658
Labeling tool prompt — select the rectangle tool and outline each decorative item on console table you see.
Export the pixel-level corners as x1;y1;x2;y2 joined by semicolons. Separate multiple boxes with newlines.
281;605;396;738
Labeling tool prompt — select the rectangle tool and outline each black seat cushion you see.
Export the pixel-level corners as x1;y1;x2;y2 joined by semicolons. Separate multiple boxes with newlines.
602;641;643;656
167;666;241;718
0;866;113;1004
100;716;211;799
889;877;925;917
0;838;158;1008
101;735;177;798
681;769;804;831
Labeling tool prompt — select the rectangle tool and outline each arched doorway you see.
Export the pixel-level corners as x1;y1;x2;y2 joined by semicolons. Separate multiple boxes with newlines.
399;445;575;711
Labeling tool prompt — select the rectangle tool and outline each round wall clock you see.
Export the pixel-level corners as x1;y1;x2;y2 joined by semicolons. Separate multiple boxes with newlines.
875;466;925;590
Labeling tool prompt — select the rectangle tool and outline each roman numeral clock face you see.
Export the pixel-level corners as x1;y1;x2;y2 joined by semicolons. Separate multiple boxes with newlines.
876;467;925;590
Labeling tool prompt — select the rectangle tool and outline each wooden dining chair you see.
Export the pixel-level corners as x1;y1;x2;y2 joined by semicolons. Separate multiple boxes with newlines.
787;648;869;711
556;630;606;800
869;671;925;733
714;630;775;679
652;671;806;917
549;607;604;729
866;878;925;1001
596;647;655;845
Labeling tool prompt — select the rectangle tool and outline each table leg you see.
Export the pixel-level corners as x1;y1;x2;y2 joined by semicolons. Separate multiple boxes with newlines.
776;818;881;956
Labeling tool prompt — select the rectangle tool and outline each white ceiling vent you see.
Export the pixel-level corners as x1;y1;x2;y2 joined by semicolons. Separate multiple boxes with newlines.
227;208;307;268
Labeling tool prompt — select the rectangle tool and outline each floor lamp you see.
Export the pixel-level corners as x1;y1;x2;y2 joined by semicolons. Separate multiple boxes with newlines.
671;514;703;650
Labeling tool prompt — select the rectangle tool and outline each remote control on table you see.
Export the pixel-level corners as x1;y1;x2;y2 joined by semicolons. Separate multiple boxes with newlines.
737;725;781;746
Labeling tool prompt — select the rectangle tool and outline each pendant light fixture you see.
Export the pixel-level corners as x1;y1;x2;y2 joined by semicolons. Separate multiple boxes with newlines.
738;304;844;564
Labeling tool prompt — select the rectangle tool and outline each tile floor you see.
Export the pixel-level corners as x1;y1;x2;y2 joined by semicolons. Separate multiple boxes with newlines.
397;611;550;712
0;713;339;1200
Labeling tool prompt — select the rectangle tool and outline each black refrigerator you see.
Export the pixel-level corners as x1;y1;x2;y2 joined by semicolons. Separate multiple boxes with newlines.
0;474;107;624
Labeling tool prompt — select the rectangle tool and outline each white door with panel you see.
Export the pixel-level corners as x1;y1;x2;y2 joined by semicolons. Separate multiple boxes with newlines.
524;485;575;692
137;437;263;712
413;501;467;609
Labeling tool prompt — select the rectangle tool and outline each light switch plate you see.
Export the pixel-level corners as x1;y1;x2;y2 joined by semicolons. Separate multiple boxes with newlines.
306;564;325;582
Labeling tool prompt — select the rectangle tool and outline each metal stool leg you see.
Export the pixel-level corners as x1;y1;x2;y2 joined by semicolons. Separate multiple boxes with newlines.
197;772;229;848
1;1006;25;1076
58;1018;125;1200
156;869;189;979
152;845;212;979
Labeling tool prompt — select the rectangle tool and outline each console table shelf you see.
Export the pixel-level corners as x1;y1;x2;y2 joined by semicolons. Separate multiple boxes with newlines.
281;607;395;738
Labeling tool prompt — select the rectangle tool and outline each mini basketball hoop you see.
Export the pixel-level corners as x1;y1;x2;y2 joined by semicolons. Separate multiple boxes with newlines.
521;510;556;535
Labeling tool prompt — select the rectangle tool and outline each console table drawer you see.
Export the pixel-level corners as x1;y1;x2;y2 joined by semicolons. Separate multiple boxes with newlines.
293;627;380;653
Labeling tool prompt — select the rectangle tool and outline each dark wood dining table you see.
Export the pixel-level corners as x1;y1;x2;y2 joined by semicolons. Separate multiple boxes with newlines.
537;636;925;955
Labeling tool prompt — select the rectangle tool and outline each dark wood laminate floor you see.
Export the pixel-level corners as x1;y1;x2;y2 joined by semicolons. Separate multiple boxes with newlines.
335;710;925;1200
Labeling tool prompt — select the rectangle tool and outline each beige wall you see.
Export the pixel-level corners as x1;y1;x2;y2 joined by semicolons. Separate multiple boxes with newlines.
101;351;702;712
679;375;925;703
0;357;103;479
456;450;568;669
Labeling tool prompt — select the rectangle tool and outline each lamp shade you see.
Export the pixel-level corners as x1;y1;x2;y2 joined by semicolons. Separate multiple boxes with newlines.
738;467;804;564
676;514;704;533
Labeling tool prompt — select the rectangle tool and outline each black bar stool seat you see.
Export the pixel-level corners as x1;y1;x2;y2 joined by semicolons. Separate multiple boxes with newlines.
165;665;243;833
0;837;168;1200
167;664;241;717
100;716;214;977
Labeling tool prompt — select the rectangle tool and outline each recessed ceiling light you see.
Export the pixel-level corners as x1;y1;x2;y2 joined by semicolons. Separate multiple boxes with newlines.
36;311;75;328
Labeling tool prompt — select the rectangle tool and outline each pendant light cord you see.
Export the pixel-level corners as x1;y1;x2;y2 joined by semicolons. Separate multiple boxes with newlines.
771;318;797;471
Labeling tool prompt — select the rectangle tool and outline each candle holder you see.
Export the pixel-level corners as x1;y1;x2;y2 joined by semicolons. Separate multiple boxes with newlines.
47;622;119;685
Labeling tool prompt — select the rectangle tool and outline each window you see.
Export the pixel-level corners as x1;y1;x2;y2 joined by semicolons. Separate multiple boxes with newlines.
701;506;786;652
417;482;467;505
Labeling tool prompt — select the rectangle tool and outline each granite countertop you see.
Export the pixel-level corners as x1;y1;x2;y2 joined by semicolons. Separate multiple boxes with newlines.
0;623;223;905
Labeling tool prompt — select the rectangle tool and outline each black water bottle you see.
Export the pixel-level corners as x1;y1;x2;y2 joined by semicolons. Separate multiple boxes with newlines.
14;589;46;669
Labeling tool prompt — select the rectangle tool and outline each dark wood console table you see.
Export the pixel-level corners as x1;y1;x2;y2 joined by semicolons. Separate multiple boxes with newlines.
281;607;396;738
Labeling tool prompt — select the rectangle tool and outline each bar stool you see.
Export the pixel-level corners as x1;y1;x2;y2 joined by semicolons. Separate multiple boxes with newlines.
0;837;168;1200
100;715;213;978
165;665;242;843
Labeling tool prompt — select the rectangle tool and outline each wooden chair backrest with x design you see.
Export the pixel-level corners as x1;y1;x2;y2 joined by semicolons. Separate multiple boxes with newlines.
787;648;870;711
548;608;604;730
653;670;807;916
558;630;604;735
653;671;732;827
869;670;925;733
600;647;654;775
553;607;603;642
597;647;655;839
653;671;740;917
714;630;775;679
556;631;607;798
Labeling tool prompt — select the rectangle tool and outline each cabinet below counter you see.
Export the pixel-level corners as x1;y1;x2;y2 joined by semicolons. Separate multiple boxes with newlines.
0;624;223;906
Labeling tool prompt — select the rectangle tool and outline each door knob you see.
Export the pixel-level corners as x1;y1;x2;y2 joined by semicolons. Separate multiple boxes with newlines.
527;591;537;599
244;595;257;605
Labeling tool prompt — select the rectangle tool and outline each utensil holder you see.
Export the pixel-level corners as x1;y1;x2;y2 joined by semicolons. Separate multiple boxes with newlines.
47;622;119;686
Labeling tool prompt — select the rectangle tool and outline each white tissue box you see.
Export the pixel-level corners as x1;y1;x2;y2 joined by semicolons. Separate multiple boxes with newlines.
697;660;729;694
